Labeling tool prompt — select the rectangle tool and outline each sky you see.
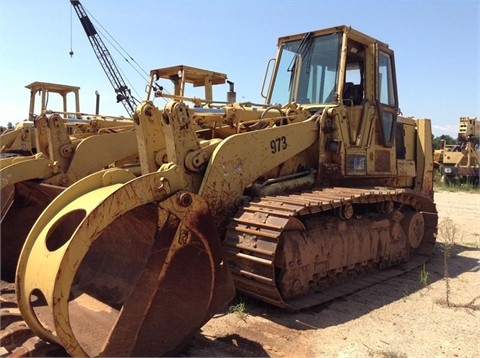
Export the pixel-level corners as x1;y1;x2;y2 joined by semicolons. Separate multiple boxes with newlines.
0;0;478;138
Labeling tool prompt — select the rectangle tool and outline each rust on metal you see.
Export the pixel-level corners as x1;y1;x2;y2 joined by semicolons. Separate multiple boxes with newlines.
99;192;235;357
224;187;437;310
1;182;62;281
14;177;235;357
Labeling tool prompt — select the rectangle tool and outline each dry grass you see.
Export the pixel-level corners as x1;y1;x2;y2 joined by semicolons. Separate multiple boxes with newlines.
434;217;480;310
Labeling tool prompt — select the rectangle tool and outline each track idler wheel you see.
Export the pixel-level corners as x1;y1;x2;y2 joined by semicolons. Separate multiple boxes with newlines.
401;210;425;249
16;168;235;356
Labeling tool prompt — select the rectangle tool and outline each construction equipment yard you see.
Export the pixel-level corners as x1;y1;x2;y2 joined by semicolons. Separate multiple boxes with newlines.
0;2;478;356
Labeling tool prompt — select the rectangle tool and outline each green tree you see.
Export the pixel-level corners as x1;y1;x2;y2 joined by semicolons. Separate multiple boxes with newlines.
433;134;456;149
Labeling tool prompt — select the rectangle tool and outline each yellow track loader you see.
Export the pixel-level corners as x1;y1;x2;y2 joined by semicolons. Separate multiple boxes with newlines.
0;82;84;156
0;82;137;281
12;26;437;356
0;81;134;157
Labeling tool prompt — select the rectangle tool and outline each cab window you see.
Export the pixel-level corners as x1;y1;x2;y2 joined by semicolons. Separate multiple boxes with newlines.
378;51;397;146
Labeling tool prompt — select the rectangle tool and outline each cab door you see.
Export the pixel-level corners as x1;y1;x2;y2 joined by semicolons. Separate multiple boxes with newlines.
376;46;399;147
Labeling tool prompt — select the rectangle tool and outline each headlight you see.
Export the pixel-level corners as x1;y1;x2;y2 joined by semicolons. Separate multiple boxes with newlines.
444;167;452;174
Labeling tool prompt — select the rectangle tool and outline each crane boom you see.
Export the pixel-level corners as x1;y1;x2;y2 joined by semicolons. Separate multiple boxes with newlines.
70;0;136;117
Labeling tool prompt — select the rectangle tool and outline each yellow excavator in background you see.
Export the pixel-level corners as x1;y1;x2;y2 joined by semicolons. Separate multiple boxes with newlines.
440;116;479;185
433;141;459;170
6;25;437;356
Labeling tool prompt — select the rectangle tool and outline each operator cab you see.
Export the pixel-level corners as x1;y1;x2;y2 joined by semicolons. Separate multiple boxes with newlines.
266;25;399;148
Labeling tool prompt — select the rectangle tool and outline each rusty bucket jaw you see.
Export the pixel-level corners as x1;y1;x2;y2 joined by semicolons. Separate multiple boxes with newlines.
101;191;235;357
16;167;235;356
0;154;62;281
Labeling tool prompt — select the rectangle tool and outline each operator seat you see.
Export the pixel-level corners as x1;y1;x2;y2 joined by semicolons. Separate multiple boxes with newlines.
343;82;364;106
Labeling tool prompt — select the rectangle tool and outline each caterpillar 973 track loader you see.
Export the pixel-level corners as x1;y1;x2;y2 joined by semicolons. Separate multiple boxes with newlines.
13;26;437;356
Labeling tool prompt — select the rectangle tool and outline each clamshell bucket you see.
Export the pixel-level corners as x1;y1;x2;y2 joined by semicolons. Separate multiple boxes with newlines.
1;154;63;280
0;122;138;282
1;182;63;281
16;168;235;356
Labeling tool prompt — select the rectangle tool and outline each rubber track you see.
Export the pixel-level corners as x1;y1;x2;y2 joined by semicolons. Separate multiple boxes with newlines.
223;187;438;310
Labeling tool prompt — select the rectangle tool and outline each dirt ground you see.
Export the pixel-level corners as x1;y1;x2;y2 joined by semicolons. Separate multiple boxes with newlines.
181;190;480;358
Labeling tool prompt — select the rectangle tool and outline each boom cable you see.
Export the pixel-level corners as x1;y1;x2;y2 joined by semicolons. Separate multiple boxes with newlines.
69;1;171;107
83;7;150;92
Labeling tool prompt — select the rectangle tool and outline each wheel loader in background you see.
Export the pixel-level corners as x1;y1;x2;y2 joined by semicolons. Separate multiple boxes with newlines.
7;25;437;356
